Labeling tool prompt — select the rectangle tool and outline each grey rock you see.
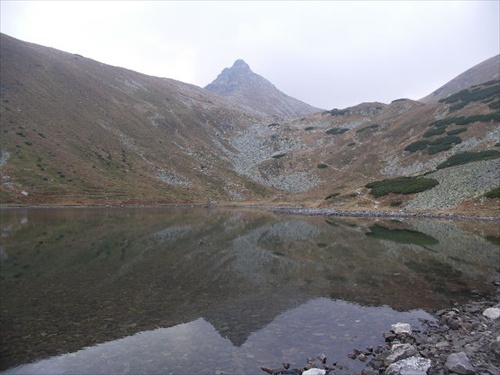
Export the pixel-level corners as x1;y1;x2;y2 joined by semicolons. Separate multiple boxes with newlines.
392;323;412;334
445;352;476;374
483;307;500;320
385;343;418;366
385;356;432;375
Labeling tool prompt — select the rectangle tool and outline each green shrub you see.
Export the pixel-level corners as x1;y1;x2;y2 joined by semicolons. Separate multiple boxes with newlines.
330;108;349;116
317;163;328;169
348;142;356;146
390;201;403;207
304;126;315;131
484;187;500;199
272;153;287;159
427;143;454;155
326;128;349;135
429;113;499;128
356;124;380;133
268;123;279;127
438;83;500;105
429;135;462;146
436;150;500;169
488;101;500;109
423;127;446;137
404;140;429;153
391;98;408;103
366;176;439;197
325;192;340;200
446;127;467;135
427;135;462;155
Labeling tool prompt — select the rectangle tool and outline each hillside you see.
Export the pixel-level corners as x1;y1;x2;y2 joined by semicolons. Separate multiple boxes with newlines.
420;54;500;103
1;34;499;216
0;33;276;205
205;59;322;118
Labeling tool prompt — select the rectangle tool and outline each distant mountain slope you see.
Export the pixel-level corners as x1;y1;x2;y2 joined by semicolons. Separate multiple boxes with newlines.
0;33;275;205
205;59;322;117
1;34;498;216
420;55;500;102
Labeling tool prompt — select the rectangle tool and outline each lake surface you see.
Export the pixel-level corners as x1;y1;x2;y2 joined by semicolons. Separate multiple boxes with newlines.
0;207;498;374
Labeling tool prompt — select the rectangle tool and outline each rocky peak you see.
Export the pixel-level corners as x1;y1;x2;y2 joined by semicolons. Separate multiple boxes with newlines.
232;59;250;71
205;59;322;117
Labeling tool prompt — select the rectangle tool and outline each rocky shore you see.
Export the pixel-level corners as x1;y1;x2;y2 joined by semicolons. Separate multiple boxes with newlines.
268;206;500;223
261;287;500;375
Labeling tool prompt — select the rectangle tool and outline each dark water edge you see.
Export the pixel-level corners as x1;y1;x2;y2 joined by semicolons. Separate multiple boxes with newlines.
1;206;498;374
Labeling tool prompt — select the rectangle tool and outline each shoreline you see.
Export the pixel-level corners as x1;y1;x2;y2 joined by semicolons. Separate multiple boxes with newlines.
2;203;499;223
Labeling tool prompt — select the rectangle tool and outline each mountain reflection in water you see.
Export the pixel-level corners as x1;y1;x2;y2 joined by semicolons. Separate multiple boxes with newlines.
3;299;433;375
0;207;498;374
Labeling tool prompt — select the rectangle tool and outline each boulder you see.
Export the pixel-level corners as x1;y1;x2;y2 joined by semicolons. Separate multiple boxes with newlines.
385;343;418;366
302;369;326;375
391;323;412;334
385;356;432;375
482;307;500;320
445;352;476;374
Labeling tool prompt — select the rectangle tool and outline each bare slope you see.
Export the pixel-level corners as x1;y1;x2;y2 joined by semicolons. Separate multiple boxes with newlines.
205;59;322;118
420;54;500;103
0;33;276;205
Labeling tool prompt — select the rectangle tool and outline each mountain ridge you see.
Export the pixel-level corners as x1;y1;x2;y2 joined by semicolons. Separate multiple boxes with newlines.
420;54;500;103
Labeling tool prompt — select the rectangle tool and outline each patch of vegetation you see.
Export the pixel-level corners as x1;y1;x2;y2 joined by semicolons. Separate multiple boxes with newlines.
317;163;329;169
391;98;409;103
366;176;439;197
348;142;356;147
304;126;315;131
488;100;500;110
272;153;287;159
485;235;500;246
24;141;32;146
484;186;500;199
423;127;446;138
430;113;500;128
329;108;349;116
325;192;340;200
404;140;430;153
446;127;467;136
427;135;462;155
326;127;349;135
16;132;26;137
438;82;500;109
356;124;380;133
37;132;46;138
436;150;500;169
268;123;279;127
390;201;403;207
366;224;439;246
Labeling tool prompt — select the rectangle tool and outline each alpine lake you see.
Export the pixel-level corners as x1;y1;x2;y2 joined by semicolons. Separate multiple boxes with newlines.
0;207;498;375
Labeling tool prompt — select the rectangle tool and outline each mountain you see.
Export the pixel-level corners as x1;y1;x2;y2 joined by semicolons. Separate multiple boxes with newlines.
0;33;499;216
205;59;322;117
0;33;275;205
420;54;500;102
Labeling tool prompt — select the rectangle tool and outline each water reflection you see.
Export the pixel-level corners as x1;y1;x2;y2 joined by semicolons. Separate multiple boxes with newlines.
0;207;498;373
3;298;433;375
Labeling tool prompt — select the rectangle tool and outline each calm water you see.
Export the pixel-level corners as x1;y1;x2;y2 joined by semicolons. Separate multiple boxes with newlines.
0;207;498;374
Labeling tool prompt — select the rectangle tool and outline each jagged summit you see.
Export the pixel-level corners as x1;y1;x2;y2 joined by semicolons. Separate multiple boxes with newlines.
205;59;322;117
232;59;250;70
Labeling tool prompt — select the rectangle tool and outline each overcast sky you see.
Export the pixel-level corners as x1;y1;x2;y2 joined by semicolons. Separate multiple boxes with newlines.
1;1;499;109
